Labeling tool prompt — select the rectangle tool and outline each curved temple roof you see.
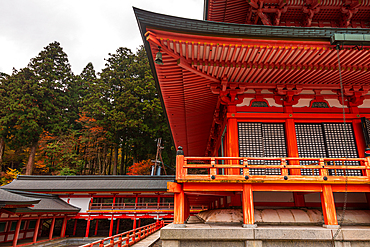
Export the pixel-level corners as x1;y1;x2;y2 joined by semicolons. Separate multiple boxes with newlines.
3;175;174;192
204;0;370;28
134;7;370;156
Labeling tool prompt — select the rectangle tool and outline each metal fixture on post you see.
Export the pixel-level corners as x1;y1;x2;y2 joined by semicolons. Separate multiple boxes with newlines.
154;46;163;65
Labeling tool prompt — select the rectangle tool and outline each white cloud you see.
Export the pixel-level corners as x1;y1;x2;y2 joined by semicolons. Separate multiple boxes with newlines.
0;0;203;75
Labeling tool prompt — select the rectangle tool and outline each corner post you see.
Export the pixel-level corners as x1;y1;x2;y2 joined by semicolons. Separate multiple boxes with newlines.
321;184;338;227
242;184;256;228
176;146;185;179
173;183;186;227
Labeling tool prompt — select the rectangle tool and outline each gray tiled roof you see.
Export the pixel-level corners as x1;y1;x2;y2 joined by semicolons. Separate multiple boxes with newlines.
0;189;80;212
134;7;370;40
0;188;40;205
3;175;175;192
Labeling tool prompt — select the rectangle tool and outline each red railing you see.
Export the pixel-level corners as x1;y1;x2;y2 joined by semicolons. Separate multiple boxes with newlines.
89;202;174;210
176;156;370;183
79;221;164;247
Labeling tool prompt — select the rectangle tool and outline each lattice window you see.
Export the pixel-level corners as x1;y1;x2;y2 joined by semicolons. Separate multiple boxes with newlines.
323;123;360;176
295;124;325;175
295;123;360;176
361;117;370;148
238;123;287;175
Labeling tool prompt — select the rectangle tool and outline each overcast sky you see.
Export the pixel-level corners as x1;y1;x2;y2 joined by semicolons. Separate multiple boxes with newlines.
0;0;203;75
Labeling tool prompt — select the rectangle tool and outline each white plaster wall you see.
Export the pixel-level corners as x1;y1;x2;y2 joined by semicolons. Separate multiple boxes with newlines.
19;232;24;238
26;232;33;238
0;235;4;241
253;192;294;202
304;193;321;203
266;98;282;107
358;99;370;108
326;99;345;108
7;234;14;241
68;197;91;213
294;98;311;108
237;97;252;107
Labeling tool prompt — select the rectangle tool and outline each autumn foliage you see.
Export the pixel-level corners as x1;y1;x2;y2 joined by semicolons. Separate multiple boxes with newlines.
1;168;21;186
127;159;152;175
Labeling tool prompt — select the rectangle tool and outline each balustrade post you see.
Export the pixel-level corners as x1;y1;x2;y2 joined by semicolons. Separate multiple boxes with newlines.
321;184;338;227
118;235;122;247
242;158;249;178
365;157;370;177
281;159;288;176
176;147;185;179
319;159;328;178
242;184;257;228
210;158;217;179
126;233;129;245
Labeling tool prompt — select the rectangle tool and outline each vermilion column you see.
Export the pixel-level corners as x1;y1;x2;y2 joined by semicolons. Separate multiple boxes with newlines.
321;185;338;227
32;217;41;243
85;218;91;238
94;220;99;236
73;219;77;236
133;218;136;229
109;216;114;236
173;185;185;226
12;218;22;247
242;184;256;228
60;216;67;238
227;105;239;175
285;119;300;175
116;219;120;234
49;217;56;240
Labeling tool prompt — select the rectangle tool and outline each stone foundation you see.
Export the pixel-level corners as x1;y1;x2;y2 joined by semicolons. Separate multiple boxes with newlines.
160;223;370;247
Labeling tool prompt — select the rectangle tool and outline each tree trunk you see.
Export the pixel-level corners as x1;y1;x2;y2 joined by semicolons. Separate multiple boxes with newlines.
26;141;38;175
113;143;118;175
0;138;5;172
107;148;113;175
120;148;125;175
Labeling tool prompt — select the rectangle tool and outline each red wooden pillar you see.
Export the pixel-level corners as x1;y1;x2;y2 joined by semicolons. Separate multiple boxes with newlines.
60;216;67;238
173;184;185;226
12;217;22;247
94;219;99;236
85;218;91;238
242;184;256;228
116;219;120;234
73;219;77;236
138;219;141;228
285;119;300;175
109;216;114;237
321;185;338;227
226;104;239;175
135;194;138;209
49;217;56;240
293;192;306;207
133;218;137;229
32;217;41;244
353;119;366;158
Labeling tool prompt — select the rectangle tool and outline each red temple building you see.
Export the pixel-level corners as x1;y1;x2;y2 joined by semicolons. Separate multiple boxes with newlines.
133;1;370;245
2;1;370;246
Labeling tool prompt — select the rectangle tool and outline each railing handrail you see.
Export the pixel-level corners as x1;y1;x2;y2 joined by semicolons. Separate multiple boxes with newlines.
176;156;370;182
79;221;164;247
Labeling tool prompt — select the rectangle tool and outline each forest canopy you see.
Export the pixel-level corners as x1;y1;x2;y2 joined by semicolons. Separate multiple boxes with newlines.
0;42;175;177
